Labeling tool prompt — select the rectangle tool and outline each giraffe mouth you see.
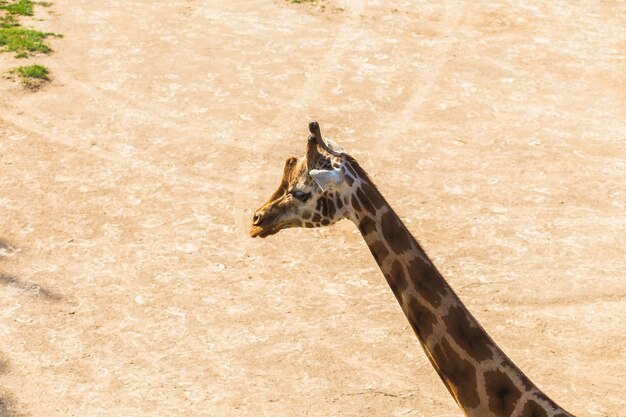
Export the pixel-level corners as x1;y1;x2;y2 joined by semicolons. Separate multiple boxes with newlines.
250;217;296;238
249;224;279;238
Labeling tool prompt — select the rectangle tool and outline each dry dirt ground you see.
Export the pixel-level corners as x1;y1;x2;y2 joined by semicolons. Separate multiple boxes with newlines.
0;1;624;416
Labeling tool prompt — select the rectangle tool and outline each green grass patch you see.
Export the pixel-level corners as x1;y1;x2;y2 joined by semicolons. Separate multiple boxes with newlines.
1;1;58;91
0;13;19;28
11;62;47;78
0;26;58;57
9;63;49;89
0;0;34;16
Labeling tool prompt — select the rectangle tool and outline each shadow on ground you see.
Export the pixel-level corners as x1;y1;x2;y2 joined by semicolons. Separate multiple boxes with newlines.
0;240;19;255
0;238;56;417
0;355;24;417
0;274;63;302
0;239;62;302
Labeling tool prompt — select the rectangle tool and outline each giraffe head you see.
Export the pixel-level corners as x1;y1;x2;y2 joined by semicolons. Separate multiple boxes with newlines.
250;121;351;238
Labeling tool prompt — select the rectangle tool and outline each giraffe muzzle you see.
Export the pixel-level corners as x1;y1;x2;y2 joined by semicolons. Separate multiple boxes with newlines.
250;211;278;238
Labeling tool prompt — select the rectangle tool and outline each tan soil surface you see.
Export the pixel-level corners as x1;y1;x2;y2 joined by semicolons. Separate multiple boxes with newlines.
0;1;624;416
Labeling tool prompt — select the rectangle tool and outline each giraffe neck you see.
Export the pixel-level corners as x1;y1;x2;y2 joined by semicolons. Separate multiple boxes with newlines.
343;161;573;417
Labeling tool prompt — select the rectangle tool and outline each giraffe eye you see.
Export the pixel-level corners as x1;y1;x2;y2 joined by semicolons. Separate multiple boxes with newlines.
291;190;309;201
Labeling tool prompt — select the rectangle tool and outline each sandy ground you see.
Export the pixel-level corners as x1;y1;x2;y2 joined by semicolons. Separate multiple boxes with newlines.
0;0;624;416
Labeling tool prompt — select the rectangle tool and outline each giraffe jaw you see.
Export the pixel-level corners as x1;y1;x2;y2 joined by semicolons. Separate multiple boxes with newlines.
250;224;280;238
250;218;300;238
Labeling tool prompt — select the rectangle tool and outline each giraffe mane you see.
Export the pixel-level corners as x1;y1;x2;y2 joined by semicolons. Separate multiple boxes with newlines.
343;154;380;195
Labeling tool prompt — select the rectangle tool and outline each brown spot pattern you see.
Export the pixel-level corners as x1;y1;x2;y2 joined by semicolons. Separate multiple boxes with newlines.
407;258;448;307
385;260;408;297
320;198;328;217
356;187;376;216
443;304;494;362
358;216;377;236
335;194;343;209
484;370;522;416
519;373;534;392
327;199;336;218
302;210;312;220
532;390;559;409
345;173;354;186
367;240;389;266
362;182;385;209
406;297;437;340
345;162;358;178
351;194;362;212
380;211;412;254
432;338;480;409
519;400;548;417
312;213;321;223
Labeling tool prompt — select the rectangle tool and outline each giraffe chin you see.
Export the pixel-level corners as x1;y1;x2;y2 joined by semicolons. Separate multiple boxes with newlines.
249;225;280;238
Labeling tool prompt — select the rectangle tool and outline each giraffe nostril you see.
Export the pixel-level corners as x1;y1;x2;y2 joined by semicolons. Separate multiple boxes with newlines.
253;213;262;225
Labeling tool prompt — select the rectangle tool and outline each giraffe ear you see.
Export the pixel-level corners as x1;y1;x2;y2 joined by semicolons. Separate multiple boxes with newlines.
309;168;343;192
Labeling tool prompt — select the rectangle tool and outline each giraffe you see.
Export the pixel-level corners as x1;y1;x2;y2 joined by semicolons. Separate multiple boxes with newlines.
250;121;575;417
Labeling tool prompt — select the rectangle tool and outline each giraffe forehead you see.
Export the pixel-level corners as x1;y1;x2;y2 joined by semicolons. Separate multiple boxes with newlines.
293;177;310;189
286;159;308;182
281;160;312;191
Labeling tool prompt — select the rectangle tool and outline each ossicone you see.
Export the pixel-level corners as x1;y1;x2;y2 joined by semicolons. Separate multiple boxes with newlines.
306;120;343;156
309;120;322;139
